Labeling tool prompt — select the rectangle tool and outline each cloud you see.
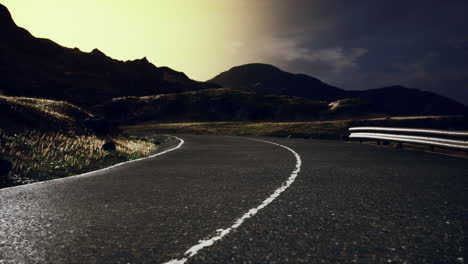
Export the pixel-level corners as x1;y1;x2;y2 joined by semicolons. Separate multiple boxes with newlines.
261;37;368;72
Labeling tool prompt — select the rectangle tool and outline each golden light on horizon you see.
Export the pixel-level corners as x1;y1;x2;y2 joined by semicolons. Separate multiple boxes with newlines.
2;0;274;81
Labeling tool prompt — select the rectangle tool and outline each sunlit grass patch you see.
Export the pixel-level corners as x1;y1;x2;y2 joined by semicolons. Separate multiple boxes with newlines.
0;95;93;122
0;129;157;186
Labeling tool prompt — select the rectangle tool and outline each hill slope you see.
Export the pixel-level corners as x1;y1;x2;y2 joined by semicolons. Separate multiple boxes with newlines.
0;3;217;107
94;88;331;124
0;95;157;188
0;95;93;132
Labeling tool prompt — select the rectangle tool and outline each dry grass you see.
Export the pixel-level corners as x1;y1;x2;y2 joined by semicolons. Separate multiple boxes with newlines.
0;95;159;188
0;95;93;122
0;129;157;185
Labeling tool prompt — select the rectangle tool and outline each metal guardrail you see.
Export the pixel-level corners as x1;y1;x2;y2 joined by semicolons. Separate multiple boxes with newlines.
349;127;468;151
350;127;468;137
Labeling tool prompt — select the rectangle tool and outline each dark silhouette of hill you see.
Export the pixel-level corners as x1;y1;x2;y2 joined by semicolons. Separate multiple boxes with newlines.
210;64;467;116
0;3;218;107
210;63;346;101
93;88;331;124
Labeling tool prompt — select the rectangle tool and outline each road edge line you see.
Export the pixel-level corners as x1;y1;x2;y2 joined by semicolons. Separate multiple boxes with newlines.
0;135;185;192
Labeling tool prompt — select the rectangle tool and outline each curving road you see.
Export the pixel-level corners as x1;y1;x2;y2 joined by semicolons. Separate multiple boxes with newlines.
1;135;467;264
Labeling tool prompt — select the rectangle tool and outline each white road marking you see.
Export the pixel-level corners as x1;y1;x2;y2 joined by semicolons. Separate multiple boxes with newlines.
163;137;302;264
0;135;185;191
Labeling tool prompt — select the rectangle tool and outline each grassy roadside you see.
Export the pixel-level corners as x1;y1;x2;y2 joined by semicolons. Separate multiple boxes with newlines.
121;115;468;140
0;129;157;187
0;95;159;188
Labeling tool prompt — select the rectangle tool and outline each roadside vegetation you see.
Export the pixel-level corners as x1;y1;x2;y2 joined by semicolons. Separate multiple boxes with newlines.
0;129;156;186
122;115;468;140
0;96;157;188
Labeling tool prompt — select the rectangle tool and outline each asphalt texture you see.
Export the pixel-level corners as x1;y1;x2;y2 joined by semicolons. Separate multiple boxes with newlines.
0;135;467;264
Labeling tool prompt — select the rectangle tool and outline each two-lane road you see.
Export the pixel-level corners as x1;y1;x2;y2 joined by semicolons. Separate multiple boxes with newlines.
1;135;467;263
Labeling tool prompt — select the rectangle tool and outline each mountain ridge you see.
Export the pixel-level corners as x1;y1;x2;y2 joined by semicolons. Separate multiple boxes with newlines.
0;3;218;106
210;63;346;101
210;63;467;116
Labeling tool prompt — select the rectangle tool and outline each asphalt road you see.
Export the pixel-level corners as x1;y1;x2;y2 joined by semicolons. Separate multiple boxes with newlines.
1;135;467;264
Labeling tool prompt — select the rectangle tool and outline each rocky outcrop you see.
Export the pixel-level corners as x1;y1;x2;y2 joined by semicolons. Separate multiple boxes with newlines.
102;141;116;152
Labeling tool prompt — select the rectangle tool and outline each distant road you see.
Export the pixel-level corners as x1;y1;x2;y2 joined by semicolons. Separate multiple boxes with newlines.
1;135;467;264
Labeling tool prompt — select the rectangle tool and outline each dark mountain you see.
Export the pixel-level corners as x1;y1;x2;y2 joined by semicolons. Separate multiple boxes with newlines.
211;64;467;116
94;88;330;124
210;63;346;101
0;3;218;107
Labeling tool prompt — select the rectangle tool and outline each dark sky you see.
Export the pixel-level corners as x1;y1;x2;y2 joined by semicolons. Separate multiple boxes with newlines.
256;0;468;104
